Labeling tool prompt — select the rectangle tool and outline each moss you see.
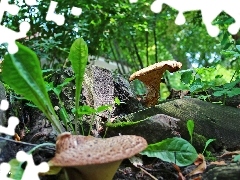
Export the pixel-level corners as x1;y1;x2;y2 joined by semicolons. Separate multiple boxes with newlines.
192;133;214;152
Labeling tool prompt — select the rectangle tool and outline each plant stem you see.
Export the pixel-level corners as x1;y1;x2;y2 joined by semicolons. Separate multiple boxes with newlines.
205;90;211;102
27;143;56;154
230;70;237;82
88;114;95;135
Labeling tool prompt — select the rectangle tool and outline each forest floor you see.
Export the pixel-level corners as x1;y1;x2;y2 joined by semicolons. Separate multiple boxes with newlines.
1;105;238;180
1;82;240;180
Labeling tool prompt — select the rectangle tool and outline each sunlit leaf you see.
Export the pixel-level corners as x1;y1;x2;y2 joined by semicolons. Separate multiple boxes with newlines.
181;70;193;84
141;137;198;166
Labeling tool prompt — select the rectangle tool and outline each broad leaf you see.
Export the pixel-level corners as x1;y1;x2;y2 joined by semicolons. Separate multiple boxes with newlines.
180;69;193;84
233;154;240;162
223;79;240;89
68;37;88;106
49;77;75;96
141;137;198;166
213;90;227;97
2;43;63;133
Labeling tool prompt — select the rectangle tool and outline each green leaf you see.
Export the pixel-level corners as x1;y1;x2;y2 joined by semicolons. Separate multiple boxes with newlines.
187;120;194;144
226;88;240;97
181;70;193;84
68;38;88;133
96;105;111;113
77;105;96;115
221;32;229;46
2;43;63;133
223;43;232;50
68;37;88;103
202;139;215;154
224;17;235;24
59;107;71;129
114;97;121;105
223;79;240;89
3;43;49;112
233;154;240;162
236;45;240;52
45;81;54;92
54;77;75;96
189;78;203;92
141;137;198;166
9;159;23;180
213;90;226;97
189;84;203;93
45;77;74;97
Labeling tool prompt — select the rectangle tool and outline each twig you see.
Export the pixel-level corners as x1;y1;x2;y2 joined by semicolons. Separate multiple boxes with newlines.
138;166;158;180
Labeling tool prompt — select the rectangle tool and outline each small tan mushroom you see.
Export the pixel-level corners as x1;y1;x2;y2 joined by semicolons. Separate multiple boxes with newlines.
129;60;182;107
48;132;147;180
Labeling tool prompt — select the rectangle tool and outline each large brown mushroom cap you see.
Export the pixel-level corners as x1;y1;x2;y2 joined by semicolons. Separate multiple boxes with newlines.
50;132;148;167
129;60;182;107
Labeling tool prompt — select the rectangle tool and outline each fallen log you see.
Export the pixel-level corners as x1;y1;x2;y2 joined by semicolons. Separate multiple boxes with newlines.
107;98;240;150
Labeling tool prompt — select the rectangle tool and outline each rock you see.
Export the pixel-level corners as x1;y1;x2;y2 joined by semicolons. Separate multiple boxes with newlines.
106;114;180;144
202;163;240;180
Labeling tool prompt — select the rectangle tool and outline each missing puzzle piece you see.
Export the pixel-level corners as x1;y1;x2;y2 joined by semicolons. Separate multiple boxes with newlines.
0;100;19;136
0;21;30;54
0;163;13;180
24;0;37;6
150;0;240;37
0;100;9;111
46;1;65;26
16;151;49;180
0;0;20;22
0;116;19;136
0;0;33;54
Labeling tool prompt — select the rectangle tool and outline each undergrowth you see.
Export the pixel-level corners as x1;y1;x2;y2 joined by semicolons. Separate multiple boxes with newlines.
1;38;239;179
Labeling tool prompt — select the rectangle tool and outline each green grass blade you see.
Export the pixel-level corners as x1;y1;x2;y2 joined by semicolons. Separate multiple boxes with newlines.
187;119;194;144
202;139;215;154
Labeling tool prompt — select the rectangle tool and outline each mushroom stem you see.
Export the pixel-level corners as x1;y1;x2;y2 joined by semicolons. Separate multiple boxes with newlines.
129;60;182;107
65;160;122;180
145;79;161;107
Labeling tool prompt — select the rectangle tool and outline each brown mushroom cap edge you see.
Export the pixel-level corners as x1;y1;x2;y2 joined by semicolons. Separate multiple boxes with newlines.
129;60;182;107
47;132;148;180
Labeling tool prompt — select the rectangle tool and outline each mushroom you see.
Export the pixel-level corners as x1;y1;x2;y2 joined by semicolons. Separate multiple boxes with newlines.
129;60;182;107
48;132;147;180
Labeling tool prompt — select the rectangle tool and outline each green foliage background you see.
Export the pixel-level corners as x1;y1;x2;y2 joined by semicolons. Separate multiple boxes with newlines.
1;0;239;101
2;0;239;71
